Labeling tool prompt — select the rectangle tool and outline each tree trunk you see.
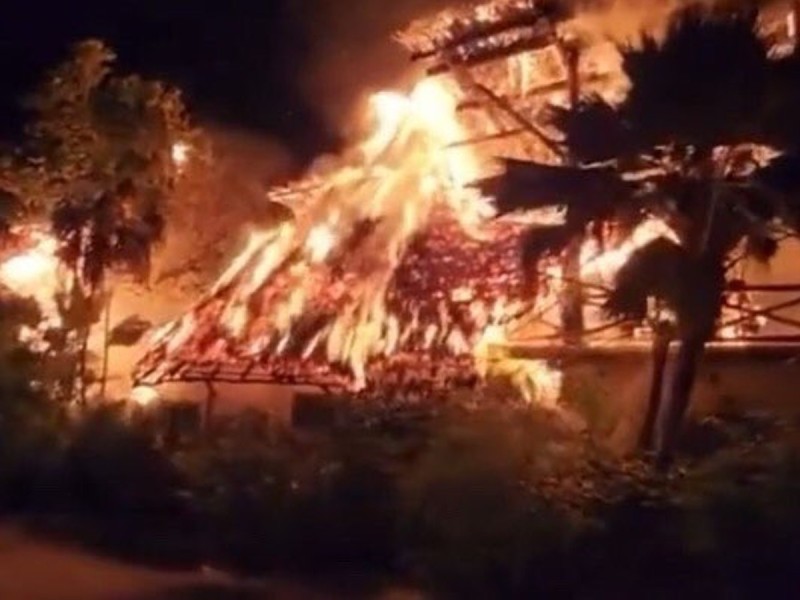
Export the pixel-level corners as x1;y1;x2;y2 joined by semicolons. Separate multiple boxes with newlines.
639;329;670;451
77;326;90;406
654;334;707;468
561;235;584;345
99;290;112;400
203;380;217;434
559;41;584;346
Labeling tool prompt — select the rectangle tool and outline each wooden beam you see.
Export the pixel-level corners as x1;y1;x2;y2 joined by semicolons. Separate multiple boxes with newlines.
427;30;557;75
461;80;564;157
410;8;558;61
446;127;527;149
721;297;800;332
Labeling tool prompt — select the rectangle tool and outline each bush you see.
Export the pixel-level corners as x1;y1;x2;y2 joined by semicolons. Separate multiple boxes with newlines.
64;406;183;514
6;367;800;599
395;405;591;596
172;410;399;574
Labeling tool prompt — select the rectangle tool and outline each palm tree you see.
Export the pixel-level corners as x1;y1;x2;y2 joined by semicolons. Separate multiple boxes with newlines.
481;6;800;466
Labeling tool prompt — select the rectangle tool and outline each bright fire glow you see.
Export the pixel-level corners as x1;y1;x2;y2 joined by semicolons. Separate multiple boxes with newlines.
129;385;160;407
135;63;747;407
172;141;190;169
0;235;58;288
0;228;61;326
137;77;563;401
305;223;338;264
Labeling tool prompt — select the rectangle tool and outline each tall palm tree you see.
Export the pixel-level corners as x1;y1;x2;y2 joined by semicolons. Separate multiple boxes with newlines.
481;6;800;466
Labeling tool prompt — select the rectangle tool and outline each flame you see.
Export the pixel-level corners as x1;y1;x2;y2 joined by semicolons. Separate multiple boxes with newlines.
134;58;749;406
135;72;688;407
129;385;160;407
0;228;62;327
0;235;58;288
171;141;190;168
580;217;680;281
137;77;561;402
305;223;338;264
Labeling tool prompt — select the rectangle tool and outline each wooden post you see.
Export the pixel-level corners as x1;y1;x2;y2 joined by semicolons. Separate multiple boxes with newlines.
99;288;112;401
203;380;217;433
559;38;585;345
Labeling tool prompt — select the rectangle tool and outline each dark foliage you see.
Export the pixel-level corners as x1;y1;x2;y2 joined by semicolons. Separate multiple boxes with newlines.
622;8;769;150
52;183;164;289
605;237;688;321
2;381;800;597
547;100;633;164
479;159;631;216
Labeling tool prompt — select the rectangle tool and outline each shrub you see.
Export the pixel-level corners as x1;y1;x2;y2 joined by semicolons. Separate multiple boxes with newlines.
395;405;589;596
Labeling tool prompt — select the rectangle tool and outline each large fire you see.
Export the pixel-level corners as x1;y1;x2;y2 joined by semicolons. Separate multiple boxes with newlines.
134;74;676;404
0;227;61;326
2;1;785;407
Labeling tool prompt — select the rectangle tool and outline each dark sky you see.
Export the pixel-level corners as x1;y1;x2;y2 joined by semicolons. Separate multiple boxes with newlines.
0;0;455;164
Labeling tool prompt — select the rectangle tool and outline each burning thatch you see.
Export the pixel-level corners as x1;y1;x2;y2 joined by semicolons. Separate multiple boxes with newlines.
134;78;547;394
134;0;792;400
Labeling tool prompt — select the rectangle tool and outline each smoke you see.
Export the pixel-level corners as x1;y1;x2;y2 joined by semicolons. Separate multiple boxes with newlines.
566;0;783;45
294;0;784;136
154;124;297;289
292;0;472;137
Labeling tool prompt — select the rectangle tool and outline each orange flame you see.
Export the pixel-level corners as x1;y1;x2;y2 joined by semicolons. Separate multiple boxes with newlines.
137;76;680;406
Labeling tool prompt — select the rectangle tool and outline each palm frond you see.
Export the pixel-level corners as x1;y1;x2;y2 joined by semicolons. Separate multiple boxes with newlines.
753;153;800;230
477;159;631;216
620;7;768;149
549;99;632;164
520;225;578;268
605;237;687;321
762;50;800;150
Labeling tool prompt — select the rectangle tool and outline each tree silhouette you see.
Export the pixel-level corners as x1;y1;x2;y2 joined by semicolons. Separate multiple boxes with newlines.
16;39;199;403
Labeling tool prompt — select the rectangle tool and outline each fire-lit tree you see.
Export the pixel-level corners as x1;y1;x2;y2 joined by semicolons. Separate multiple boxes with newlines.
9;39;201;402
482;7;800;467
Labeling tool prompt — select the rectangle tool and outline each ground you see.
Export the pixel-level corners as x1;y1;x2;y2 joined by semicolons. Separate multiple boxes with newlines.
0;525;418;600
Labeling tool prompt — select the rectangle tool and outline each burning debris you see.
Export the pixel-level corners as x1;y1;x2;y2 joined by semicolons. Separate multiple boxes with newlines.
133;69;668;403
397;0;569;74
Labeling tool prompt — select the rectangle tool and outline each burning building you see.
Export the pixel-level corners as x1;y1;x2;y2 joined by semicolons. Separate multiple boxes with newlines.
128;2;630;402
127;0;800;408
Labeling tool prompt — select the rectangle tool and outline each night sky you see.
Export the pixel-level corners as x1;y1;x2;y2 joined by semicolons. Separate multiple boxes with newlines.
0;0;457;164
